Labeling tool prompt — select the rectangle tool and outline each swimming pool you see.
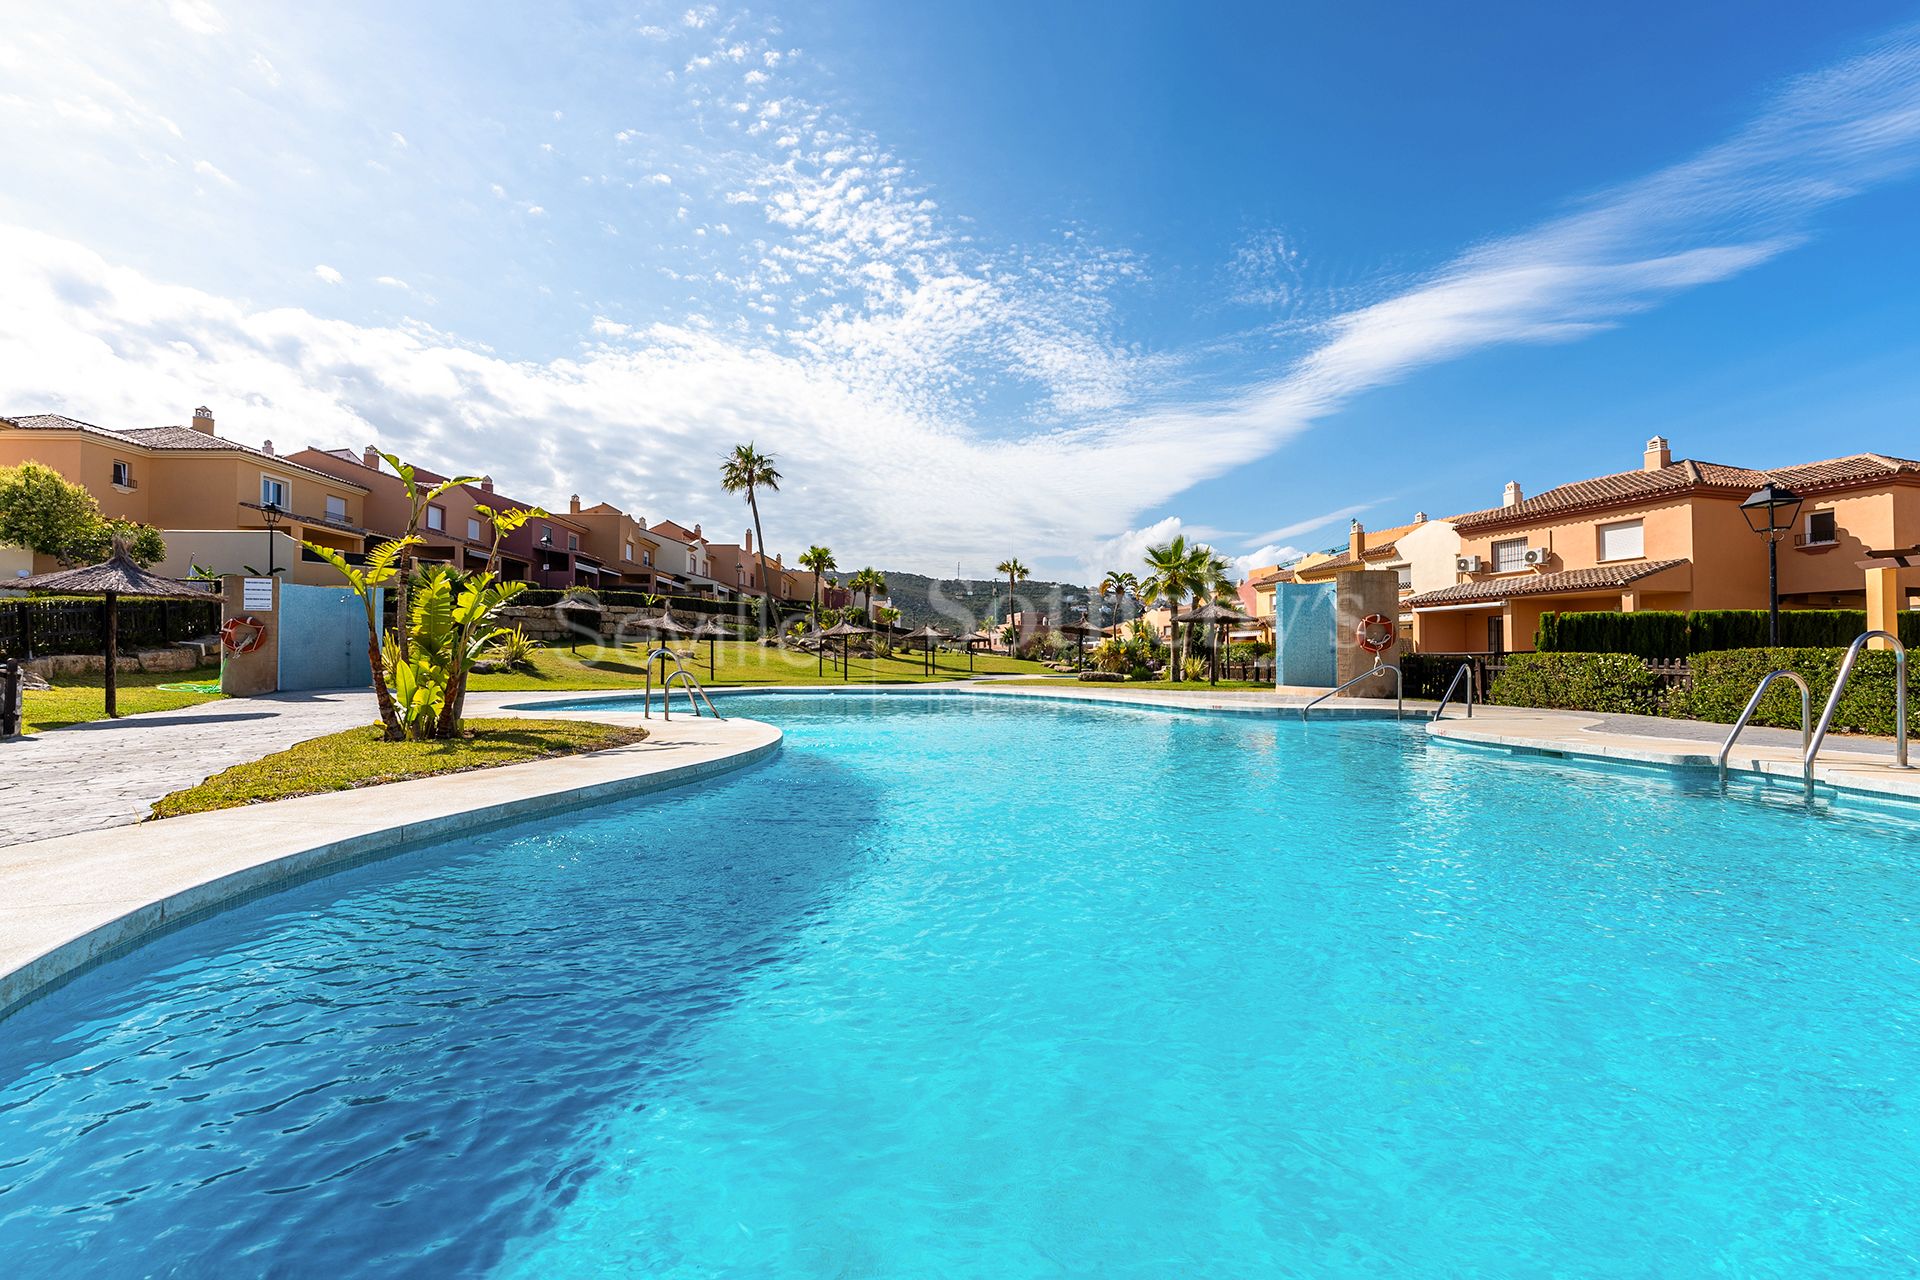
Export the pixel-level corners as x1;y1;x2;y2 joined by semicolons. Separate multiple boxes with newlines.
3;691;1919;1276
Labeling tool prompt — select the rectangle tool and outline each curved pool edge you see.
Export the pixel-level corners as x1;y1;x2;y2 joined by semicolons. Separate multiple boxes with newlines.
0;706;781;1024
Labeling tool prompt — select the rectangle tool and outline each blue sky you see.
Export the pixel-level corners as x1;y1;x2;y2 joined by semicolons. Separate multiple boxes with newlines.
3;2;1919;578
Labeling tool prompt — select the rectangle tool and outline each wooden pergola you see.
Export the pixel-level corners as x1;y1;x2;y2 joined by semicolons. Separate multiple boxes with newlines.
12;543;214;718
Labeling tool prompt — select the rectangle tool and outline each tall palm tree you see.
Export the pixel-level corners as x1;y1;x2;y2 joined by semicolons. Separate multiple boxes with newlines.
848;566;885;622
996;557;1030;651
719;443;780;632
1098;569;1138;634
1188;546;1237;679
1141;536;1204;681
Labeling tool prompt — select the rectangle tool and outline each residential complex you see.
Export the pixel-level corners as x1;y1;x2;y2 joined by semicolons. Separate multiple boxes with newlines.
3;407;814;604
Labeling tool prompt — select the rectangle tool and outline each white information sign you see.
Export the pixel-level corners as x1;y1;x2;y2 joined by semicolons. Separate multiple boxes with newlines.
242;577;275;611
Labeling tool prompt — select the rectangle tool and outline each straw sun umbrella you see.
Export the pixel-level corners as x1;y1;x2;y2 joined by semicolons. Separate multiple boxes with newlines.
689;617;730;681
1180;601;1255;686
902;623;951;676
817;619;872;682
12;541;213;719
1055;617;1102;670
960;627;995;674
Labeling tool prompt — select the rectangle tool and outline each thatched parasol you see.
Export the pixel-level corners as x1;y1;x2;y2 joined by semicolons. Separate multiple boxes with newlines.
690;617;731;680
818;619;872;682
1179;601;1255;685
1056;616;1102;670
959;627;995;674
903;623;951;676
13;542;212;718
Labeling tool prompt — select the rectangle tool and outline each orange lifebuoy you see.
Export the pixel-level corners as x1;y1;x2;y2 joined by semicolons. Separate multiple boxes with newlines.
1356;614;1396;654
220;615;268;655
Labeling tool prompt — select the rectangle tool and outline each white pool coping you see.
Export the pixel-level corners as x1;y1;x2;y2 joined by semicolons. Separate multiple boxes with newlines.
0;702;780;1021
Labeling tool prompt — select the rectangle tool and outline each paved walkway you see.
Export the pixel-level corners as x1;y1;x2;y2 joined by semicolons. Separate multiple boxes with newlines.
1;692;378;847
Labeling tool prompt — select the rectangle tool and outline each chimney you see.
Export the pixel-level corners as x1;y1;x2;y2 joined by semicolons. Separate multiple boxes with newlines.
1414;511;1428;523
744;529;753;554
1502;481;1524;508
1643;435;1671;471
191;406;216;434
692;522;701;539
480;475;493;492
362;445;380;469
569;494;581;514
1348;520;1365;561
262;439;274;456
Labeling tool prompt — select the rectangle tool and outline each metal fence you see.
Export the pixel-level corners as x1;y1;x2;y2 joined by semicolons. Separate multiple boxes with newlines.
0;597;222;659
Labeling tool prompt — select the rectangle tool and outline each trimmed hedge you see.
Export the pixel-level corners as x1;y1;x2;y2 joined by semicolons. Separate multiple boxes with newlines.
509;589;751;616
1690;647;1920;737
1537;608;1920;661
1488;652;1670;715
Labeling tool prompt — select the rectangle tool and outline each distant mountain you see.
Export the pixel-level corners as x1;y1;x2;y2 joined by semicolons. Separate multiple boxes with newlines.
866;570;1103;633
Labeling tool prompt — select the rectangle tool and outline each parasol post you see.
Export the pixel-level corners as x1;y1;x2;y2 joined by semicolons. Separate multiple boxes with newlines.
104;590;119;718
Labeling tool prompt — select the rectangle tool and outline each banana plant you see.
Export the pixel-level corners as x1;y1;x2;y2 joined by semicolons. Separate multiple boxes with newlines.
305;536;419;739
379;451;482;667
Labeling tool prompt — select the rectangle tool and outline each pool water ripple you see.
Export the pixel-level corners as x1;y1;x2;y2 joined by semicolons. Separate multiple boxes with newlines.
2;693;1919;1276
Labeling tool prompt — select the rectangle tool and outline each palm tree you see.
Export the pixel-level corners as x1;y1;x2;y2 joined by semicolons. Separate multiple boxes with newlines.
1188;546;1237;680
719;443;781;633
996;557;1030;652
1098;569;1138;634
798;544;836;631
1141;537;1204;681
848;566;886;622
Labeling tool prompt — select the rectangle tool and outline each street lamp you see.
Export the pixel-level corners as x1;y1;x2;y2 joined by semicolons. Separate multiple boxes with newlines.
1740;483;1803;645
261;502;283;577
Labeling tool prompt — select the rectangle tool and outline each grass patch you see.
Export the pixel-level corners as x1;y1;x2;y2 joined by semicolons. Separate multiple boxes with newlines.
468;641;1048;691
22;668;227;733
150;718;646;818
994;678;1274;691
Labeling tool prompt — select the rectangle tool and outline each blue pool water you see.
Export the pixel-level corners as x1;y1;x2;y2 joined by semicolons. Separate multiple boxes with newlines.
4;692;1920;1276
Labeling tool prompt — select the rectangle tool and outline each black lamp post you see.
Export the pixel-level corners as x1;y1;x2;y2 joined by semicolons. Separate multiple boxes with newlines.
261;502;283;577
1740;483;1803;645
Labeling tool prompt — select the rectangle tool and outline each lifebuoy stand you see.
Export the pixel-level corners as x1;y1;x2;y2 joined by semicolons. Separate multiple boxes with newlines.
219;575;281;696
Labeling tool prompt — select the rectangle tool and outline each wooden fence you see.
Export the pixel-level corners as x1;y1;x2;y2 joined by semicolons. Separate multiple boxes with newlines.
0;597;221;659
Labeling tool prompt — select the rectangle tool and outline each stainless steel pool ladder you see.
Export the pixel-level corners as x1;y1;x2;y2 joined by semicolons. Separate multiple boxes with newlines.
1804;631;1908;779
1432;662;1475;721
1301;662;1402;721
641;646;724;721
1716;669;1811;796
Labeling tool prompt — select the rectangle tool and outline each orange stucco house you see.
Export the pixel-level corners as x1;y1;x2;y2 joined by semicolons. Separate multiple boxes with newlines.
2;408;370;584
1408;437;1920;653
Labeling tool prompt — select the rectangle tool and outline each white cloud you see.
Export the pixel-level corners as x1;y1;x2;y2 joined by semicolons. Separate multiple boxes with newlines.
647;172;673;186
590;316;632;336
311;263;343;285
192;159;235;186
374;275;410;290
390;131;408;148
168;1;225;35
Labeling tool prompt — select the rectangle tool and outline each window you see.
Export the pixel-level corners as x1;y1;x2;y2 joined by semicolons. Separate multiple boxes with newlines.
567;533;578;551
641;549;652;567
1396;566;1413;591
1491;537;1529;572
467;517;483;541
1804;510;1838;546
1597;519;1644;562
111;460;132;488
261;475;288;508
324;495;347;521
425;504;445;532
540;525;554;545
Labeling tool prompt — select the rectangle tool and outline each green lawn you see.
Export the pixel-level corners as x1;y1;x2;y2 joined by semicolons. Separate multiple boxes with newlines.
151;718;646;818
467;640;1049;691
21;669;227;733
995;677;1274;691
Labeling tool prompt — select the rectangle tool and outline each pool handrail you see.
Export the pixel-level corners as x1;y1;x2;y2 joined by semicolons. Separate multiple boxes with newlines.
641;646;725;720
1301;662;1402;721
1806;631;1909;778
1432;662;1475;721
1716;669;1811;795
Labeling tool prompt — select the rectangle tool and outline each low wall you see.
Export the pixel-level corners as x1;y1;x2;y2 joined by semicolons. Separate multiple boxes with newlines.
499;604;748;645
20;646;215;679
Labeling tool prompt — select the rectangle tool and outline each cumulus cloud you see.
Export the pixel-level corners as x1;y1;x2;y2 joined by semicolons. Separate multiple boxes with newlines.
312;263;343;285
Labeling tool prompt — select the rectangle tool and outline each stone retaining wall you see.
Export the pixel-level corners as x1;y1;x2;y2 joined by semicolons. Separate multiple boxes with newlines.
20;638;219;679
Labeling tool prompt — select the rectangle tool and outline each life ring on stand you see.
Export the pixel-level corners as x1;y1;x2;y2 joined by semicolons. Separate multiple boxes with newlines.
1355;614;1396;655
220;615;268;655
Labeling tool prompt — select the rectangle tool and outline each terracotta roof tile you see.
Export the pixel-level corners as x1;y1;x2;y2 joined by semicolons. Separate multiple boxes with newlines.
1454;455;1920;531
1405;559;1690;608
6;414;367;488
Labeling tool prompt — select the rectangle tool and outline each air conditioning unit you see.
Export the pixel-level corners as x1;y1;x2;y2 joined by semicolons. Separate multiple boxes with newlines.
1523;546;1552;567
1455;555;1484;574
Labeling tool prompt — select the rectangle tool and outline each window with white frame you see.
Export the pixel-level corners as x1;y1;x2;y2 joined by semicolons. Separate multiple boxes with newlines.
1804;509;1837;546
260;475;288;508
1491;537;1529;572
1597;519;1644;562
624;540;635;561
425;504;445;532
1396;566;1413;591
567;533;578;550
111;460;132;488
641;549;652;567
324;495;347;521
468;517;483;541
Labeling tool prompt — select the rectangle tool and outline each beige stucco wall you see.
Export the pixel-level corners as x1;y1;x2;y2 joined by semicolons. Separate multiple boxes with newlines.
150;530;341;586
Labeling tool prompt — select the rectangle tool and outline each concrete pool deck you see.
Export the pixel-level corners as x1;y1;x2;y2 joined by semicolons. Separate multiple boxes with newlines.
5;678;1919;1024
0;700;780;1021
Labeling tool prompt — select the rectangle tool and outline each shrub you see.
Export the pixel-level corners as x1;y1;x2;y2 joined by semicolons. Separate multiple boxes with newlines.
1488;652;1666;715
1535;608;1920;661
483;625;543;671
1127;664;1155;682
1689;647;1920;736
1078;670;1124;682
